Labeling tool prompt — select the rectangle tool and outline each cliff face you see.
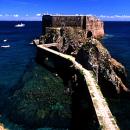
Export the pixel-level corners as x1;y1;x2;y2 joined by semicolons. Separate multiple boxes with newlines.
76;38;129;94
39;26;129;94
42;15;104;38
39;27;87;56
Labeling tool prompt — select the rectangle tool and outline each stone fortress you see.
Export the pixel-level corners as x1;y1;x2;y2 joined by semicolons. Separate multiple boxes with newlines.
42;15;104;38
32;15;123;129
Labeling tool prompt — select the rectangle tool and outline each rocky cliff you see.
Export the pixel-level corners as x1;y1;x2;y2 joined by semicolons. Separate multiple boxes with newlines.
76;38;129;95
39;25;129;95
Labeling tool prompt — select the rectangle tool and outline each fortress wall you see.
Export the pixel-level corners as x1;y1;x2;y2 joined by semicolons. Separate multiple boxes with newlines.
42;15;104;38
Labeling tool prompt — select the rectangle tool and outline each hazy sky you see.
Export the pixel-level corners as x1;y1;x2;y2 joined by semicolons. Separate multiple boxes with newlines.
0;0;130;21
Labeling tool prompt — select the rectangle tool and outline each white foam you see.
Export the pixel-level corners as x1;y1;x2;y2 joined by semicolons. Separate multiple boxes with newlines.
103;34;114;39
29;42;33;45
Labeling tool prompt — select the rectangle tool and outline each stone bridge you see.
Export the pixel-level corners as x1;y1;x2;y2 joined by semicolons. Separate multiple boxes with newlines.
34;39;120;130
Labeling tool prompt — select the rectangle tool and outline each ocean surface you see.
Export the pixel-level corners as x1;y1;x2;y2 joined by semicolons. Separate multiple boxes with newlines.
103;22;130;86
103;22;130;130
0;21;42;89
0;21;70;130
0;21;130;129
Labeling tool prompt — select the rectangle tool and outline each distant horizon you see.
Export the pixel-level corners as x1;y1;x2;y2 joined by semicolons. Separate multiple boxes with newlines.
0;14;130;21
0;19;130;22
0;17;130;22
0;0;130;21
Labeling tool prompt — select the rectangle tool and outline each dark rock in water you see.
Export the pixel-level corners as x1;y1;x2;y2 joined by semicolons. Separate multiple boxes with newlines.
8;65;71;128
76;38;129;95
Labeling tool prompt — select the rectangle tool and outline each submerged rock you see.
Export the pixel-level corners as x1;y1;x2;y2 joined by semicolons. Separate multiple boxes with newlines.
8;65;71;128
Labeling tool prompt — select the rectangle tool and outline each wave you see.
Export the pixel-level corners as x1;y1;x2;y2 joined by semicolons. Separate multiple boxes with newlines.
29;42;33;45
103;34;114;39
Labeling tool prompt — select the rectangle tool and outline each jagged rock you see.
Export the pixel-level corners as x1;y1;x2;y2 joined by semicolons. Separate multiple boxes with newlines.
38;25;129;95
110;58;127;82
39;22;129;95
76;38;129;94
39;27;86;56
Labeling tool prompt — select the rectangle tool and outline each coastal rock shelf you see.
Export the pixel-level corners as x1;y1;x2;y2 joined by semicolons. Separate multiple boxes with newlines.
34;41;120;130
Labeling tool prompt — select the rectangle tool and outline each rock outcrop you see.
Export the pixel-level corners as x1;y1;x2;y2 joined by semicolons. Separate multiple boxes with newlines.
39;25;129;94
76;38;129;94
39;27;87;56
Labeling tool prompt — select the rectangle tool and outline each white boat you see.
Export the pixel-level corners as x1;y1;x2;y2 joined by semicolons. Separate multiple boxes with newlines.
1;45;10;48
15;23;25;28
3;39;7;42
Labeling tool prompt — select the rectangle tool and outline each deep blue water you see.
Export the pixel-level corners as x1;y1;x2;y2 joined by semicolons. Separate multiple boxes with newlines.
0;21;69;130
0;21;42;88
0;21;130;92
103;21;130;86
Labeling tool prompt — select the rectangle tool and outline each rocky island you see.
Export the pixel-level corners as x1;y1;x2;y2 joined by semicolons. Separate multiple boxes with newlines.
39;15;128;94
6;15;129;130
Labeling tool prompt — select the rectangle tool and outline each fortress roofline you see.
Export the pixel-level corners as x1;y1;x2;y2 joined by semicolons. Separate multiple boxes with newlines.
43;14;95;16
42;14;104;38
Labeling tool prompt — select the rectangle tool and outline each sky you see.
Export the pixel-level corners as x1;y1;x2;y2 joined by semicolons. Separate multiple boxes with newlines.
0;0;130;21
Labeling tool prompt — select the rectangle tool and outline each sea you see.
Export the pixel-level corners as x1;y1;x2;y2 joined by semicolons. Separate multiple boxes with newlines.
0;21;41;89
103;22;130;86
0;21;130;130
